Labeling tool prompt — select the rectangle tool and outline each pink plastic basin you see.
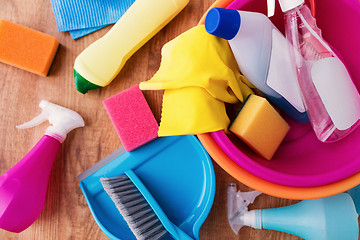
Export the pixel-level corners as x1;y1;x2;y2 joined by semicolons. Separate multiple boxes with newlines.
211;0;360;187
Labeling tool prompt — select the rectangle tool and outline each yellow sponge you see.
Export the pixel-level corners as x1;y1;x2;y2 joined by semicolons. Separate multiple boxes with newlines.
0;19;59;76
229;95;290;160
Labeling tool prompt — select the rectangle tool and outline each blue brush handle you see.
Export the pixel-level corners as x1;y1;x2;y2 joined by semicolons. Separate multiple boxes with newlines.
126;170;194;240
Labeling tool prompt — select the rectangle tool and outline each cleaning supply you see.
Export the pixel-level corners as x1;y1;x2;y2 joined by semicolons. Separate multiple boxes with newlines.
205;8;308;123
157;88;231;136
73;0;189;94
103;85;159;152
78;135;215;240
69;26;104;40
101;175;168;240
139;25;252;103
0;20;59;76
49;0;135;39
0;100;84;233
227;183;262;234
229;94;290;160
228;184;359;240
139;25;254;136
101;174;193;240
267;0;360;142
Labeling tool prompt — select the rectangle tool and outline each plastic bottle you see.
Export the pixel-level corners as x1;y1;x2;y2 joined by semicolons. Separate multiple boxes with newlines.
267;0;360;142
0;100;85;233
346;184;360;214
228;184;359;240
205;8;308;123
74;0;189;94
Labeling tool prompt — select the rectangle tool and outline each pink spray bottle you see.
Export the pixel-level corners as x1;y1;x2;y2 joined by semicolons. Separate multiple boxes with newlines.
0;100;85;233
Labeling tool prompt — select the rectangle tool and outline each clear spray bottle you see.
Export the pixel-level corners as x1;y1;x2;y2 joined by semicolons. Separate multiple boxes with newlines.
267;0;360;142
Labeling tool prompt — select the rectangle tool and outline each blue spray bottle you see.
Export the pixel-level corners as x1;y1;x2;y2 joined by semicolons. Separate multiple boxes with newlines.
346;184;360;214
228;183;359;240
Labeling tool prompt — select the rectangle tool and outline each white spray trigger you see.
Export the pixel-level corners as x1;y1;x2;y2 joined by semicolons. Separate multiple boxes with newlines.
16;110;48;129
16;100;85;143
239;189;262;205
267;0;305;17
267;0;275;17
228;183;262;234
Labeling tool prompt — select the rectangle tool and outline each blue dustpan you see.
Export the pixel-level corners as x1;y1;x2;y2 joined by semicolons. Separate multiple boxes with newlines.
79;135;215;240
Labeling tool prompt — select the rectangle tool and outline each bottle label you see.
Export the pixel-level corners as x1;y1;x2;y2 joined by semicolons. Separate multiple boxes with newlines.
267;29;305;113
311;57;360;130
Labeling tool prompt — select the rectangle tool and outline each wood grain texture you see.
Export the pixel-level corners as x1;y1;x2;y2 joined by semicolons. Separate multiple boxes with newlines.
0;0;300;239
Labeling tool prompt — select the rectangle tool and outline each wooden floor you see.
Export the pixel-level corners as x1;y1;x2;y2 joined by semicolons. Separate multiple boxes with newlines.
0;0;301;239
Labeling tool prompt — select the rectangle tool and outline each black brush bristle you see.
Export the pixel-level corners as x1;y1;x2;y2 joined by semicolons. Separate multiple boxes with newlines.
100;175;168;240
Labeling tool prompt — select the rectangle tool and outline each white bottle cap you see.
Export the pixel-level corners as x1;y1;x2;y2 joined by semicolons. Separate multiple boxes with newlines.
267;0;304;17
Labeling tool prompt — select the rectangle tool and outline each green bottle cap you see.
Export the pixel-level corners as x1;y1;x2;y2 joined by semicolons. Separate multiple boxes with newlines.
74;69;101;94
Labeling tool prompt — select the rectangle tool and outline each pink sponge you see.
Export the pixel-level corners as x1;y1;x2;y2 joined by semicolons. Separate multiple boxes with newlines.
103;85;159;152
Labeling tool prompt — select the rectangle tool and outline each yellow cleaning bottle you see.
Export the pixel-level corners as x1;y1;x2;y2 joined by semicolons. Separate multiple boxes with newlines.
74;0;189;94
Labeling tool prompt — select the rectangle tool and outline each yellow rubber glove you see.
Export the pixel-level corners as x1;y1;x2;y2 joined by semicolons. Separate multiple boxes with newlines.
140;25;253;103
158;87;231;136
140;25;254;136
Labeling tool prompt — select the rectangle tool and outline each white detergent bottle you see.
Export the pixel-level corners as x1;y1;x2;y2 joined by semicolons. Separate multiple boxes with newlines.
205;8;308;123
228;183;359;240
267;0;360;142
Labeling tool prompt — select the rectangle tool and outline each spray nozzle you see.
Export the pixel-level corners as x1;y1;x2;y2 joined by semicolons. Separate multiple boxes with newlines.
267;0;315;17
16;100;85;143
267;0;276;17
228;183;262;234
267;0;306;17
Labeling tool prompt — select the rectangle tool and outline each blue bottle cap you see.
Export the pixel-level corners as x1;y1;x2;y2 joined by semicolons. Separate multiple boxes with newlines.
205;8;241;40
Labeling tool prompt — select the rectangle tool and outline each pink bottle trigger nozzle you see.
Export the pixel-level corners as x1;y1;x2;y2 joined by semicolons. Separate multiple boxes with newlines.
16;100;85;142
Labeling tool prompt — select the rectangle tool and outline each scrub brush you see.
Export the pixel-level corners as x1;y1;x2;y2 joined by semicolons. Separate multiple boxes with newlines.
100;171;193;240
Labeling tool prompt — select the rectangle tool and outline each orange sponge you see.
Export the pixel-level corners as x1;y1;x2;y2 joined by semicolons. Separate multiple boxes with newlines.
0;20;59;76
229;95;290;160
